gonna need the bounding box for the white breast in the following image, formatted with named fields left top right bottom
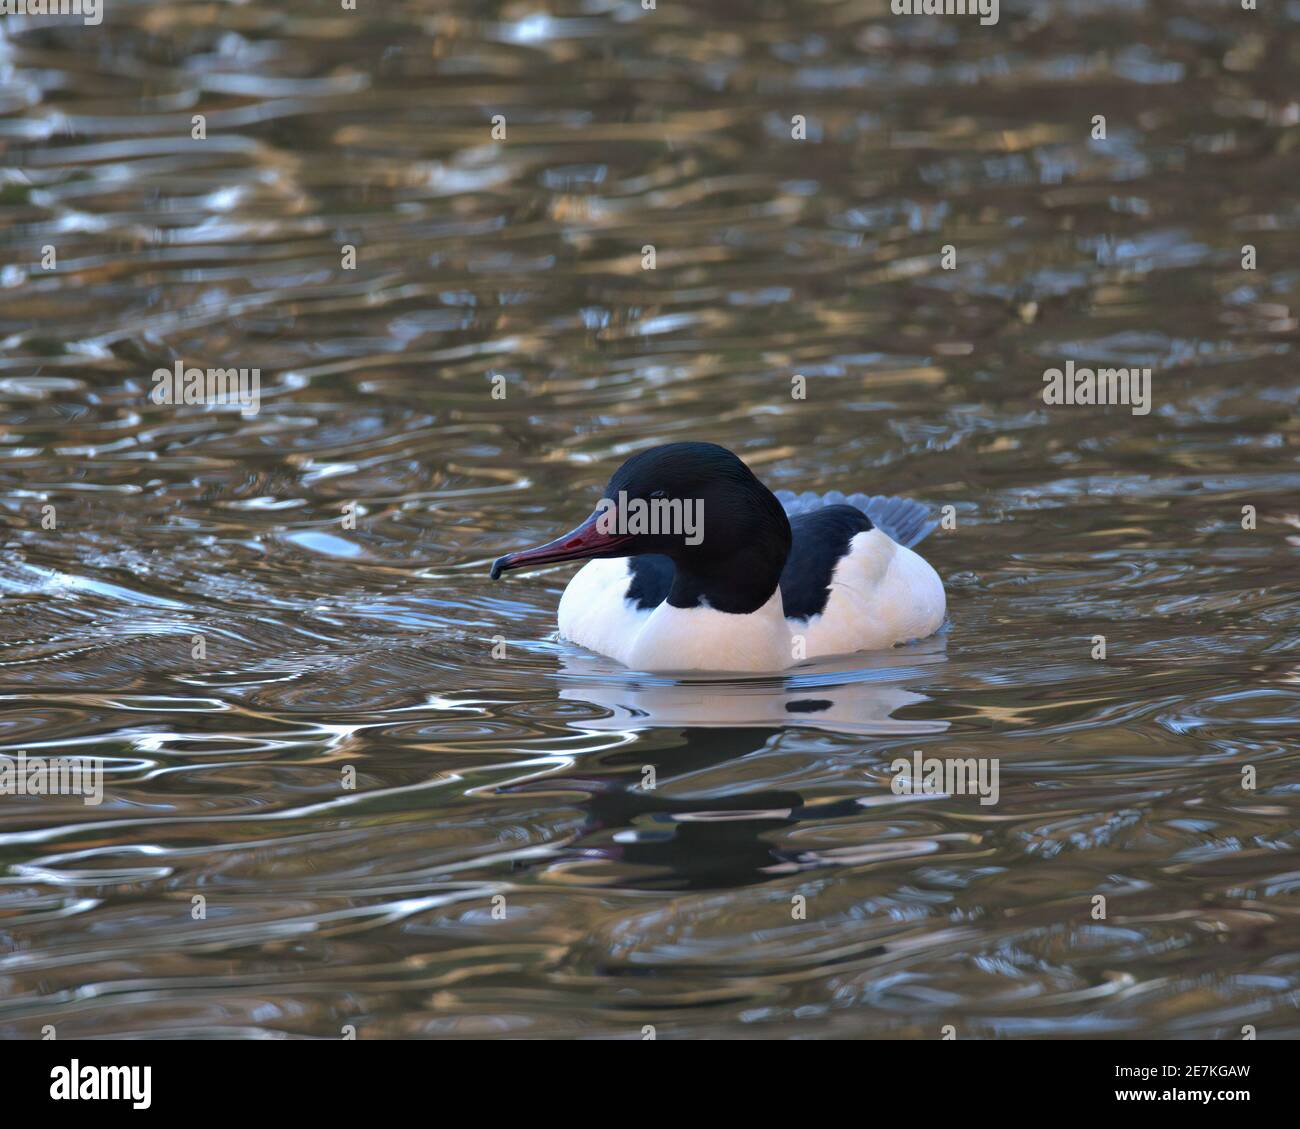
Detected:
left=624, top=590, right=792, bottom=672
left=557, top=559, right=792, bottom=672
left=556, top=557, right=649, bottom=666
left=555, top=529, right=945, bottom=672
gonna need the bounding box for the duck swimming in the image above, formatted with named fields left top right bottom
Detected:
left=489, top=442, right=945, bottom=673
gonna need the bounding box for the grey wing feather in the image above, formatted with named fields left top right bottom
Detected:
left=774, top=489, right=937, bottom=549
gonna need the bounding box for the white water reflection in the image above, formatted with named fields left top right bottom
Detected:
left=555, top=643, right=951, bottom=736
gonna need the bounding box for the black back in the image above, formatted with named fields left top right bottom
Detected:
left=779, top=505, right=873, bottom=619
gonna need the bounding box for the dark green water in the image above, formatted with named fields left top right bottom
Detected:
left=0, top=1, right=1297, bottom=1038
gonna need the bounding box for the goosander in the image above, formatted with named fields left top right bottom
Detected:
left=490, top=442, right=945, bottom=673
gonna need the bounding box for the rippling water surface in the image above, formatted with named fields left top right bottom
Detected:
left=1, top=1, right=1298, bottom=1039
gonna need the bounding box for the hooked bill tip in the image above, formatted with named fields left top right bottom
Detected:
left=489, top=555, right=510, bottom=580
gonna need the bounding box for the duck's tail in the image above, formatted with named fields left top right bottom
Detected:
left=774, top=490, right=938, bottom=549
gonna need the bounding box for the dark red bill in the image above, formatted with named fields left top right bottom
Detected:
left=490, top=509, right=632, bottom=579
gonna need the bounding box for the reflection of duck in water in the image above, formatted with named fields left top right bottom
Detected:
left=498, top=653, right=950, bottom=889
left=491, top=442, right=945, bottom=672
left=553, top=645, right=950, bottom=737
left=503, top=726, right=943, bottom=891
left=505, top=755, right=818, bottom=890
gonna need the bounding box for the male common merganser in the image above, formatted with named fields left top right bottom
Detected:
left=490, top=442, right=945, bottom=672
